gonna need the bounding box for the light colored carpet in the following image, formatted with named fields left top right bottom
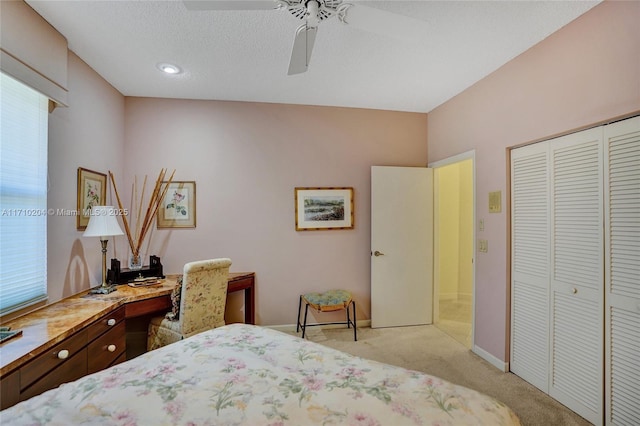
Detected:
left=292, top=325, right=592, bottom=426
left=437, top=298, right=472, bottom=348
left=436, top=318, right=472, bottom=348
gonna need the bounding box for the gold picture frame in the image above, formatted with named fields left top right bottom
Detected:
left=295, top=187, right=354, bottom=231
left=157, top=181, right=196, bottom=228
left=77, top=167, right=107, bottom=230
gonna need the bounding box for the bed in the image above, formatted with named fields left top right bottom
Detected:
left=1, top=323, right=520, bottom=425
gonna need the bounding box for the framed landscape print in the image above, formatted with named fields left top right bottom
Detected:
left=295, top=187, right=354, bottom=231
left=157, top=181, right=196, bottom=228
left=77, top=167, right=107, bottom=230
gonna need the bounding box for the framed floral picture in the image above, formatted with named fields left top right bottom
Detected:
left=77, top=167, right=107, bottom=230
left=157, top=181, right=196, bottom=228
left=295, top=187, right=354, bottom=231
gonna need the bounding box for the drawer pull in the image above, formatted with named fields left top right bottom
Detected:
left=107, top=344, right=116, bottom=353
left=57, top=349, right=69, bottom=360
left=571, top=288, right=578, bottom=294
left=107, top=319, right=116, bottom=326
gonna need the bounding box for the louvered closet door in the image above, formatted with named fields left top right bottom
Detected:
left=510, top=142, right=550, bottom=392
left=549, top=128, right=604, bottom=425
left=604, top=117, right=640, bottom=426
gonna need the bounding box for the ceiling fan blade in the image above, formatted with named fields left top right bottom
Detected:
left=183, top=0, right=282, bottom=11
left=337, top=4, right=429, bottom=45
left=288, top=24, right=317, bottom=75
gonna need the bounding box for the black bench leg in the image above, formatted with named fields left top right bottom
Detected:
left=296, top=295, right=303, bottom=333
left=352, top=301, right=357, bottom=341
left=302, top=303, right=309, bottom=339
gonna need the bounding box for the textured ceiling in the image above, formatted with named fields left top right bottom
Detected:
left=26, top=0, right=600, bottom=113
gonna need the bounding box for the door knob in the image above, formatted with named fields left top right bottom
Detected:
left=373, top=250, right=385, bottom=257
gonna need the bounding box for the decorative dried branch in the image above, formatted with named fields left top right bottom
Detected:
left=148, top=169, right=176, bottom=232
left=136, top=169, right=166, bottom=254
left=109, top=171, right=135, bottom=254
left=135, top=175, right=147, bottom=244
left=109, top=169, right=175, bottom=262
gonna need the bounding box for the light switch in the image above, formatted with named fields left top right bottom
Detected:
left=479, top=219, right=485, bottom=231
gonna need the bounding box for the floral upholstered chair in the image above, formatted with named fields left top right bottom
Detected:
left=147, top=258, right=232, bottom=351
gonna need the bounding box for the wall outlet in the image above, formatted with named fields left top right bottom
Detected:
left=478, top=239, right=488, bottom=253
left=479, top=219, right=485, bottom=231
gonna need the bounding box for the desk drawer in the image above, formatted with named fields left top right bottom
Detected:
left=20, top=348, right=87, bottom=401
left=0, top=370, right=20, bottom=409
left=88, top=320, right=126, bottom=374
left=125, top=295, right=171, bottom=318
left=20, top=329, right=88, bottom=390
left=87, top=306, right=125, bottom=342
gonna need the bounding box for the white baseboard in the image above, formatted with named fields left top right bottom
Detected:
left=439, top=293, right=473, bottom=303
left=268, top=319, right=371, bottom=334
left=473, top=345, right=509, bottom=372
left=458, top=292, right=472, bottom=303
left=439, top=292, right=457, bottom=301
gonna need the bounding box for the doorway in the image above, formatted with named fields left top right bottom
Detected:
left=430, top=154, right=475, bottom=348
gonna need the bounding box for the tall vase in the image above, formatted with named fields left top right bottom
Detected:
left=129, top=252, right=143, bottom=270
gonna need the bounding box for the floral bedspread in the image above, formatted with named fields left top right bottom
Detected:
left=1, top=324, right=520, bottom=425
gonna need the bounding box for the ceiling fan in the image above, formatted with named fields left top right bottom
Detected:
left=183, top=0, right=429, bottom=75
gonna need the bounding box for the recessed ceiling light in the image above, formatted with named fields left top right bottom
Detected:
left=157, top=63, right=182, bottom=75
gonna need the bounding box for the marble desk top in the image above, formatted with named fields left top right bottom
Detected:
left=0, top=276, right=179, bottom=377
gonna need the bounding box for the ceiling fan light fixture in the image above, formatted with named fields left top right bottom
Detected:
left=305, top=0, right=320, bottom=28
left=157, top=63, right=182, bottom=75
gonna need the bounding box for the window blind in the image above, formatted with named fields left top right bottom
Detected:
left=0, top=71, right=48, bottom=315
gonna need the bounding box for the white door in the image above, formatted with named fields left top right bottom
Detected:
left=511, top=129, right=604, bottom=424
left=548, top=128, right=603, bottom=425
left=371, top=166, right=433, bottom=328
left=604, top=116, right=640, bottom=426
left=511, top=142, right=551, bottom=392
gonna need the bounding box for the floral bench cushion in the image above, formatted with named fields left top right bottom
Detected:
left=302, top=289, right=352, bottom=312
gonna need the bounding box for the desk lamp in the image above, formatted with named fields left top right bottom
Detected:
left=83, top=206, right=124, bottom=294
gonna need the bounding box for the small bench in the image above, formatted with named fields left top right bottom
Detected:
left=296, top=289, right=357, bottom=341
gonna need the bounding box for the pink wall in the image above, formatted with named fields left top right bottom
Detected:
left=122, top=98, right=428, bottom=325
left=47, top=52, right=125, bottom=301
left=428, top=1, right=640, bottom=362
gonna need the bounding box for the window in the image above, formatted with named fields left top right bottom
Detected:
left=0, top=71, right=48, bottom=315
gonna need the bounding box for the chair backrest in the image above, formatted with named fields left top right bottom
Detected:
left=178, top=258, right=232, bottom=337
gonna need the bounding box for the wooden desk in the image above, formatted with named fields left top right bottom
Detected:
left=0, top=272, right=255, bottom=409
left=0, top=272, right=255, bottom=377
left=121, top=272, right=255, bottom=324
left=228, top=272, right=256, bottom=325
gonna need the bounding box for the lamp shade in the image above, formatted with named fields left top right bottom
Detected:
left=83, top=206, right=124, bottom=238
